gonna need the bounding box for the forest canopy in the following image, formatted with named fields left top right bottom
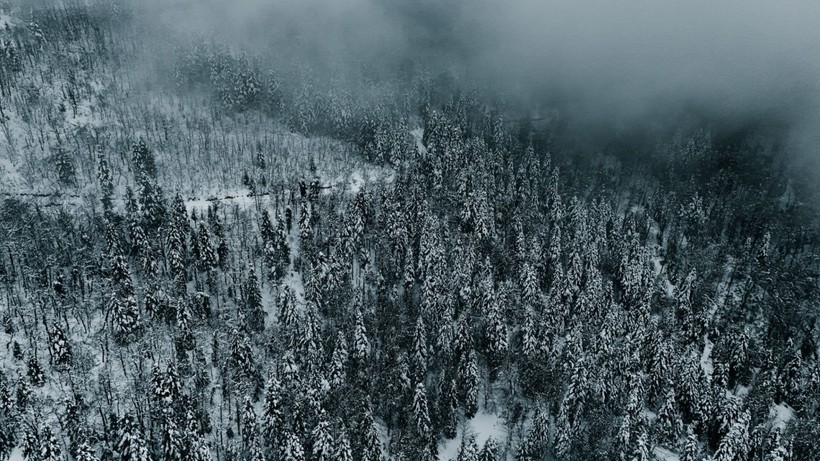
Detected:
left=0, top=1, right=818, bottom=461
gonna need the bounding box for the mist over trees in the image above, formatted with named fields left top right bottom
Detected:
left=0, top=1, right=819, bottom=461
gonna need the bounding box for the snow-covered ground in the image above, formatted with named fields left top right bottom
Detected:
left=0, top=13, right=14, bottom=29
left=0, top=157, right=27, bottom=191
left=768, top=403, right=795, bottom=431
left=700, top=336, right=714, bottom=378
left=654, top=446, right=681, bottom=461
left=439, top=411, right=506, bottom=460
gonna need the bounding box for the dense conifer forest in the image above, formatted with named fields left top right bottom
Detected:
left=0, top=2, right=818, bottom=461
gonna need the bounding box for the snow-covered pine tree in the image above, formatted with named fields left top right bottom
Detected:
left=109, top=249, right=141, bottom=343
left=39, top=427, right=63, bottom=461
left=27, top=356, right=45, bottom=387
left=229, top=328, right=259, bottom=387
left=458, top=436, right=479, bottom=461
left=161, top=419, right=185, bottom=461
left=244, top=267, right=265, bottom=332
left=436, top=375, right=458, bottom=439
left=411, top=315, right=429, bottom=379
left=241, top=395, right=259, bottom=447
left=74, top=440, right=100, bottom=461
left=681, top=424, right=700, bottom=461
left=520, top=308, right=540, bottom=360
left=459, top=350, right=479, bottom=418
left=712, top=410, right=750, bottom=461
left=0, top=412, right=14, bottom=461
left=260, top=209, right=275, bottom=244
left=328, top=331, right=349, bottom=388
left=116, top=415, right=151, bottom=461
left=132, top=138, right=157, bottom=179
left=262, top=375, right=284, bottom=451
left=197, top=223, right=217, bottom=271
left=311, top=412, right=334, bottom=461
left=97, top=149, right=115, bottom=214
left=765, top=429, right=791, bottom=461
left=137, top=173, right=167, bottom=232
left=630, top=427, right=651, bottom=461
left=358, top=406, right=383, bottom=461
left=479, top=438, right=499, bottom=461
left=281, top=431, right=305, bottom=461
left=412, top=382, right=432, bottom=439
left=657, top=387, right=683, bottom=444
left=49, top=324, right=72, bottom=369
left=334, top=424, right=354, bottom=461
left=352, top=308, right=370, bottom=363
left=517, top=407, right=549, bottom=461
left=484, top=291, right=508, bottom=373
left=22, top=425, right=39, bottom=460
left=54, top=145, right=76, bottom=187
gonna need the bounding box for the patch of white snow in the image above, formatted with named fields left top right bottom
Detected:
left=700, top=337, right=714, bottom=378
left=768, top=403, right=795, bottom=431
left=439, top=411, right=506, bottom=460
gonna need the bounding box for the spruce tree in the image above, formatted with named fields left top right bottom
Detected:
left=479, top=439, right=499, bottom=461
left=311, top=412, right=333, bottom=461
left=359, top=408, right=383, bottom=461
left=412, top=382, right=432, bottom=439
left=244, top=267, right=265, bottom=332
left=334, top=425, right=354, bottom=461
left=49, top=325, right=72, bottom=369
left=39, top=427, right=63, bottom=461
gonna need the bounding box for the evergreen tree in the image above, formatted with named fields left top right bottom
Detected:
left=352, top=308, right=370, bottom=362
left=75, top=441, right=100, bottom=461
left=98, top=149, right=115, bottom=213
left=55, top=146, right=76, bottom=187
left=230, top=328, right=260, bottom=388
left=116, top=415, right=151, bottom=461
left=713, top=410, right=750, bottom=461
left=520, top=308, right=539, bottom=360
left=21, top=425, right=39, bottom=460
left=0, top=416, right=14, bottom=461
left=517, top=408, right=549, bottom=461
left=109, top=250, right=141, bottom=343
left=161, top=419, right=185, bottom=461
left=198, top=224, right=218, bottom=271
left=682, top=425, right=700, bottom=461
left=49, top=325, right=72, bottom=369
left=484, top=292, right=508, bottom=372
left=458, top=436, right=479, bottom=461
left=459, top=350, right=479, bottom=418
left=334, top=425, right=354, bottom=461
left=657, top=388, right=684, bottom=444
left=630, top=428, right=651, bottom=461
left=39, top=427, right=63, bottom=461
left=311, top=413, right=334, bottom=461
left=132, top=138, right=157, bottom=179
left=412, top=382, right=432, bottom=439
left=479, top=439, right=499, bottom=461
left=260, top=210, right=275, bottom=244
left=359, top=408, right=383, bottom=461
left=766, top=430, right=791, bottom=461
left=281, top=431, right=305, bottom=461
left=244, top=267, right=265, bottom=332
left=27, top=357, right=45, bottom=387
left=411, top=315, right=429, bottom=379
left=328, top=331, right=349, bottom=388
left=262, top=376, right=284, bottom=449
left=436, top=376, right=458, bottom=439
left=241, top=395, right=259, bottom=447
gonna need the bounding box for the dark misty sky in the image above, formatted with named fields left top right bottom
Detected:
left=146, top=0, right=820, bottom=177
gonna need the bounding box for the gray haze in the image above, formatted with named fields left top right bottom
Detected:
left=143, top=0, right=820, bottom=181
